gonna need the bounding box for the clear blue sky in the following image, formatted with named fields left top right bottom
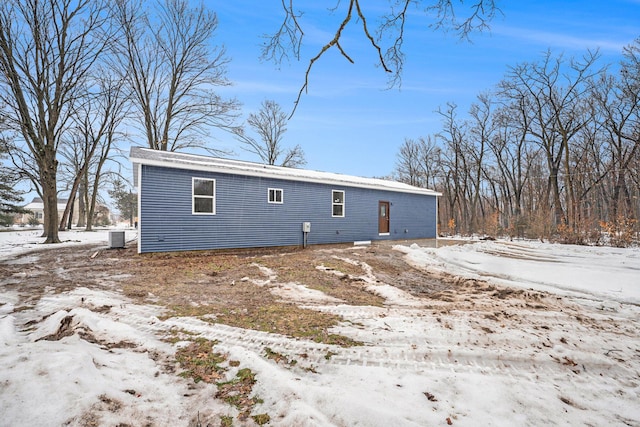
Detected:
left=209, top=0, right=639, bottom=178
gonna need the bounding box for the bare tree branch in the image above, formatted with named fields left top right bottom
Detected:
left=261, top=0, right=304, bottom=65
left=235, top=99, right=306, bottom=167
left=112, top=0, right=240, bottom=153
left=265, top=1, right=501, bottom=115
left=0, top=0, right=111, bottom=243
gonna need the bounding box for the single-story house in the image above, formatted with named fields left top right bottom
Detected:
left=130, top=146, right=440, bottom=253
left=17, top=197, right=69, bottom=225
left=17, top=197, right=111, bottom=226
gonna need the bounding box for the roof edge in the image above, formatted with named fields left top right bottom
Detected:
left=129, top=146, right=442, bottom=197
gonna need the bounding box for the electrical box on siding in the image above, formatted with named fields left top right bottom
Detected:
left=302, top=222, right=311, bottom=232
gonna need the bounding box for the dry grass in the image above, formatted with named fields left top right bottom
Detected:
left=117, top=247, right=376, bottom=345
left=255, top=252, right=385, bottom=306
left=2, top=241, right=555, bottom=347
left=175, top=338, right=227, bottom=383
left=175, top=337, right=269, bottom=422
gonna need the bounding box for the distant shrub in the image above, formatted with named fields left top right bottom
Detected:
left=447, top=218, right=456, bottom=234
left=0, top=213, right=14, bottom=227
left=600, top=217, right=638, bottom=248
left=27, top=215, right=40, bottom=226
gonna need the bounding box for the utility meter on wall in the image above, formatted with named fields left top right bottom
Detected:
left=302, top=222, right=311, bottom=232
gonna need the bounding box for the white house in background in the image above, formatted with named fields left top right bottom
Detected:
left=18, top=197, right=69, bottom=225
left=17, top=197, right=112, bottom=226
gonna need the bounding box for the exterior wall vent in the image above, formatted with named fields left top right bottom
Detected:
left=108, top=231, right=125, bottom=249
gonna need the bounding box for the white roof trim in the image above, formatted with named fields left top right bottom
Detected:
left=130, top=146, right=441, bottom=197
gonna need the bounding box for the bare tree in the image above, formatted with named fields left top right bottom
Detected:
left=0, top=0, right=110, bottom=243
left=488, top=97, right=538, bottom=236
left=416, top=136, right=442, bottom=190
left=467, top=93, right=494, bottom=232
left=500, top=50, right=602, bottom=232
left=392, top=43, right=639, bottom=244
left=58, top=70, right=128, bottom=230
left=394, top=136, right=441, bottom=188
left=112, top=0, right=240, bottom=153
left=437, top=102, right=471, bottom=233
left=395, top=138, right=425, bottom=187
left=620, top=40, right=640, bottom=215
left=234, top=100, right=306, bottom=167
left=264, top=1, right=501, bottom=114
left=84, top=76, right=129, bottom=231
left=591, top=39, right=640, bottom=222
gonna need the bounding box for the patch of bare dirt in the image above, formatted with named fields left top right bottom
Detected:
left=0, top=242, right=559, bottom=345
left=1, top=244, right=378, bottom=345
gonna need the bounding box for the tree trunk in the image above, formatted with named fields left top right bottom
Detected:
left=67, top=192, right=75, bottom=230
left=87, top=190, right=97, bottom=231
left=77, top=179, right=87, bottom=228
left=129, top=191, right=135, bottom=227
left=59, top=170, right=85, bottom=231
left=41, top=166, right=60, bottom=243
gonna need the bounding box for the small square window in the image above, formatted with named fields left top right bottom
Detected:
left=268, top=188, right=283, bottom=204
left=332, top=190, right=345, bottom=217
left=193, top=178, right=215, bottom=214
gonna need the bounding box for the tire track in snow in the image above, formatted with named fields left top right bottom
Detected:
left=147, top=315, right=627, bottom=382
left=7, top=248, right=634, bottom=389
left=14, top=283, right=631, bottom=385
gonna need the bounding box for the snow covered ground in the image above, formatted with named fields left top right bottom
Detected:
left=398, top=239, right=640, bottom=305
left=0, top=227, right=138, bottom=259
left=0, top=231, right=638, bottom=426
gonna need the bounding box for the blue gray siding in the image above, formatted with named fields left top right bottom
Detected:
left=139, top=164, right=437, bottom=253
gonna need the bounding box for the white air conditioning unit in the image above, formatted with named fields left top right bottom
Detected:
left=108, top=231, right=125, bottom=249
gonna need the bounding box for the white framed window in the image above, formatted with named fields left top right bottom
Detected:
left=268, top=188, right=283, bottom=204
left=192, top=177, right=215, bottom=214
left=332, top=190, right=345, bottom=217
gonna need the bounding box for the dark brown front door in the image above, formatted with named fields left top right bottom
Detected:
left=378, top=201, right=390, bottom=234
